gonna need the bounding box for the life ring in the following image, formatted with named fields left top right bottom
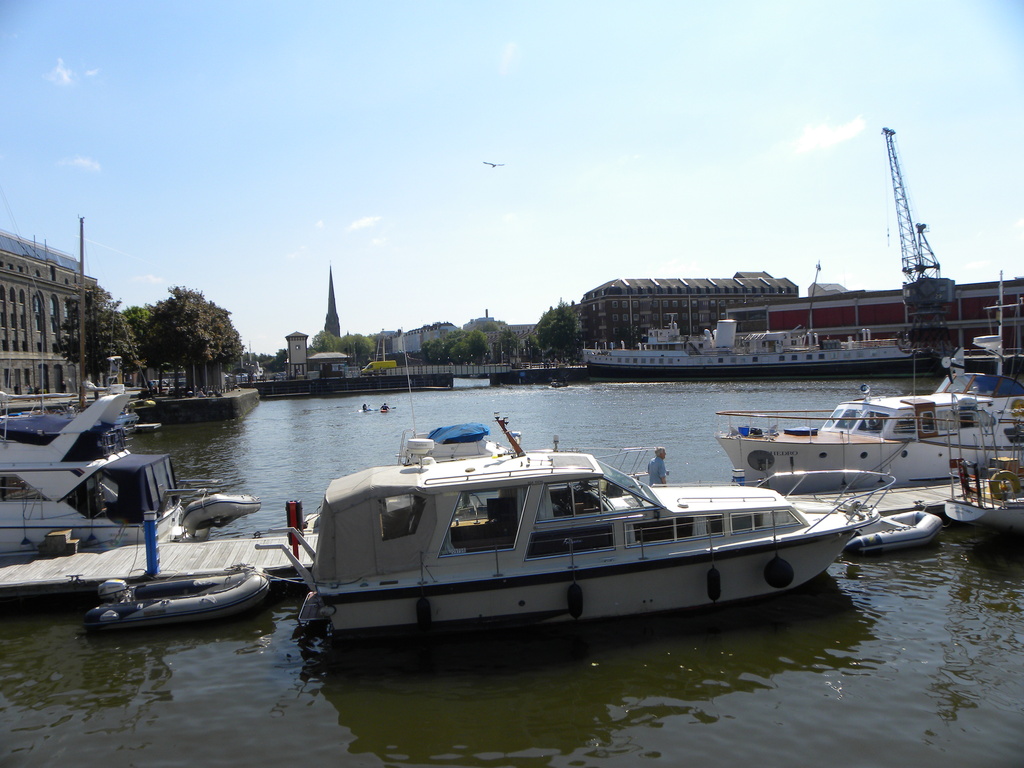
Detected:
left=989, top=470, right=1021, bottom=500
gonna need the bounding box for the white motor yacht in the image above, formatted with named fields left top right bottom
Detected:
left=280, top=417, right=880, bottom=639
left=1, top=392, right=181, bottom=553
left=717, top=372, right=1024, bottom=493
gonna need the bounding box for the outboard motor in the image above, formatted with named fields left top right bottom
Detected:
left=97, top=579, right=130, bottom=603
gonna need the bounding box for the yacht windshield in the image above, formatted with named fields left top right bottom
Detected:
left=596, top=459, right=659, bottom=504
left=938, top=374, right=1024, bottom=397
left=822, top=408, right=862, bottom=431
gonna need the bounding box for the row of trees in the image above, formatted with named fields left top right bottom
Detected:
left=60, top=286, right=243, bottom=391
left=305, top=301, right=583, bottom=366
left=56, top=284, right=583, bottom=390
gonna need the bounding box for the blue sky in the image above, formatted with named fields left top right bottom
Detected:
left=1, top=1, right=1022, bottom=354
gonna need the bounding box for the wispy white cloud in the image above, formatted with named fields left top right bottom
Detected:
left=58, top=156, right=101, bottom=172
left=347, top=216, right=381, bottom=231
left=794, top=117, right=866, bottom=153
left=45, top=58, right=75, bottom=85
left=286, top=245, right=308, bottom=260
left=132, top=274, right=164, bottom=284
left=371, top=237, right=387, bottom=247
left=1015, top=218, right=1024, bottom=238
left=315, top=220, right=325, bottom=229
left=85, top=68, right=100, bottom=77
left=500, top=42, right=520, bottom=76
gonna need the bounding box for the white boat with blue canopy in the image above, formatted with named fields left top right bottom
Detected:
left=278, top=416, right=882, bottom=639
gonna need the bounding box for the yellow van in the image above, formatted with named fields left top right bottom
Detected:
left=361, top=360, right=398, bottom=374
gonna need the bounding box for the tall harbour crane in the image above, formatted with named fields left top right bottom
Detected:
left=882, top=127, right=955, bottom=355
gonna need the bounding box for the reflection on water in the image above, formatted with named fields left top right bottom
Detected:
left=3, top=380, right=1023, bottom=767
left=297, top=577, right=873, bottom=765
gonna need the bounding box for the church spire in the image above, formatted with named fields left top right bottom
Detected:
left=325, top=266, right=341, bottom=337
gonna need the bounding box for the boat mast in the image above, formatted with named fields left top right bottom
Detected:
left=807, top=261, right=821, bottom=340
left=78, top=217, right=86, bottom=409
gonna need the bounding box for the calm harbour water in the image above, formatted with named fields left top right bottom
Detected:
left=2, top=379, right=1022, bottom=768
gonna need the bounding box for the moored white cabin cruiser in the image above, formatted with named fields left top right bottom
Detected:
left=717, top=372, right=1024, bottom=493
left=0, top=391, right=259, bottom=554
left=0, top=391, right=188, bottom=553
left=290, top=417, right=879, bottom=639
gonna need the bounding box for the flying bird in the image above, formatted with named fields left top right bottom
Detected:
left=483, top=161, right=504, bottom=168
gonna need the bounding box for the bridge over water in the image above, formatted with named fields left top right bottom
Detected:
left=251, top=364, right=587, bottom=397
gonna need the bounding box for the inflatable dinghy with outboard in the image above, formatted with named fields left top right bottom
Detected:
left=84, top=566, right=270, bottom=631
left=844, top=509, right=943, bottom=555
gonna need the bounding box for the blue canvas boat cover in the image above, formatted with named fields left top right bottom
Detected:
left=427, top=423, right=490, bottom=444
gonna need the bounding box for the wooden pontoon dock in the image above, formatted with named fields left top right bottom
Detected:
left=0, top=534, right=314, bottom=601
left=0, top=484, right=959, bottom=603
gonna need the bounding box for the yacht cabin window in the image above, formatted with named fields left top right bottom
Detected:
left=0, top=474, right=44, bottom=501
left=540, top=477, right=648, bottom=520
left=857, top=411, right=889, bottom=433
left=631, top=513, right=724, bottom=545
left=440, top=487, right=524, bottom=554
left=379, top=494, right=426, bottom=541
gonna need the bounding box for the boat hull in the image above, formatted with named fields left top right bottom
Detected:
left=717, top=435, right=957, bottom=491
left=585, top=350, right=936, bottom=381
left=0, top=503, right=182, bottom=555
left=314, top=529, right=855, bottom=638
left=945, top=499, right=1024, bottom=535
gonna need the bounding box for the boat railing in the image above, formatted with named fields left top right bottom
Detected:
left=716, top=408, right=832, bottom=440
left=755, top=470, right=896, bottom=528
left=585, top=446, right=652, bottom=476
left=716, top=408, right=944, bottom=443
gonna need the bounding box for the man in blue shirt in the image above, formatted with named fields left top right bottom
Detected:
left=647, top=447, right=668, bottom=486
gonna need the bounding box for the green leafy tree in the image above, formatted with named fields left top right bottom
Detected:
left=448, top=329, right=489, bottom=363
left=140, top=287, right=243, bottom=388
left=536, top=301, right=582, bottom=361
left=263, top=350, right=287, bottom=373
left=310, top=331, right=346, bottom=353
left=339, top=334, right=374, bottom=366
left=58, top=286, right=140, bottom=385
left=496, top=327, right=521, bottom=363
left=421, top=337, right=447, bottom=364
left=523, top=334, right=541, bottom=363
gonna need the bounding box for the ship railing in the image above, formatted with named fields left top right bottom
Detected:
left=716, top=408, right=832, bottom=441
left=756, top=470, right=896, bottom=528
